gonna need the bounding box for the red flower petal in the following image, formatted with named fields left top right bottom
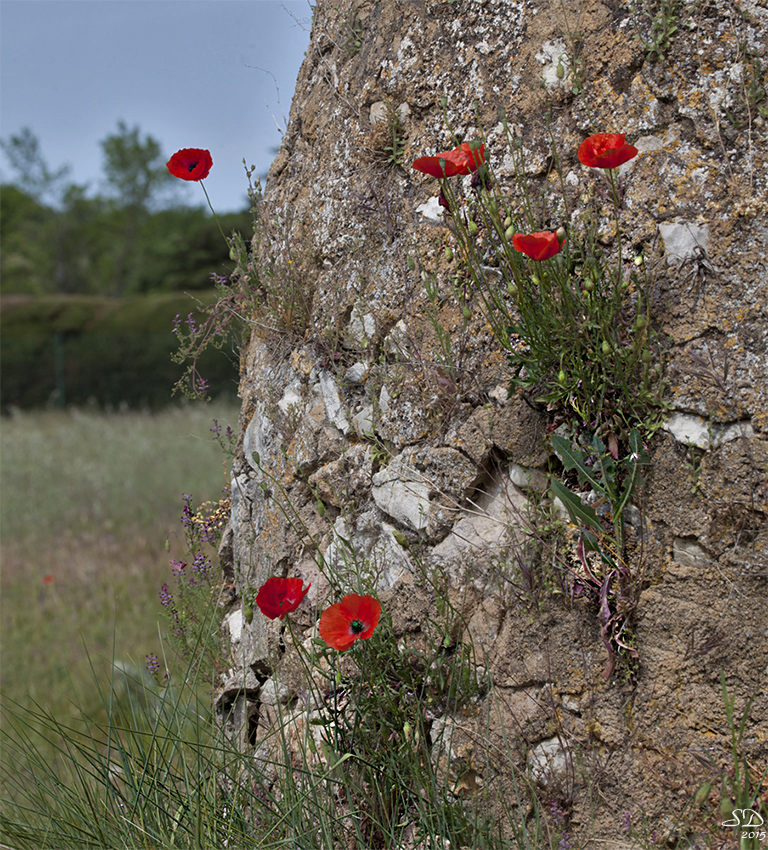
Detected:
left=412, top=141, right=485, bottom=178
left=166, top=148, right=213, bottom=181
left=255, top=576, right=310, bottom=620
left=511, top=230, right=565, bottom=261
left=577, top=134, right=638, bottom=169
left=318, top=593, right=381, bottom=651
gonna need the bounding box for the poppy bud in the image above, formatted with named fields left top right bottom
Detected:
left=558, top=370, right=567, bottom=384
left=507, top=284, right=518, bottom=298
left=531, top=275, right=541, bottom=287
left=462, top=305, right=471, bottom=319
left=635, top=315, right=647, bottom=331
left=504, top=216, right=512, bottom=229
left=584, top=280, right=595, bottom=294
left=556, top=226, right=567, bottom=243
left=488, top=198, right=498, bottom=215
left=244, top=602, right=253, bottom=624
left=407, top=255, right=416, bottom=271
left=601, top=340, right=611, bottom=356
left=468, top=220, right=479, bottom=236
left=634, top=254, right=644, bottom=266
left=445, top=246, right=453, bottom=262
left=694, top=784, right=711, bottom=806
left=505, top=225, right=515, bottom=240
left=642, top=349, right=653, bottom=363
left=720, top=798, right=733, bottom=819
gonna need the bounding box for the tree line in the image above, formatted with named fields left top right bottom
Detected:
left=1, top=124, right=253, bottom=298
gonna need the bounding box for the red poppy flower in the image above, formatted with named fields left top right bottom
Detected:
left=577, top=134, right=638, bottom=169
left=166, top=148, right=213, bottom=181
left=318, top=593, right=381, bottom=651
left=42, top=574, right=55, bottom=585
left=412, top=141, right=485, bottom=178
left=256, top=576, right=310, bottom=620
left=512, top=230, right=565, bottom=261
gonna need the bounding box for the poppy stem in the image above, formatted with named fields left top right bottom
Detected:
left=199, top=180, right=229, bottom=247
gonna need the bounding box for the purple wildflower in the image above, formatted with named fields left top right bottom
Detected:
left=159, top=583, right=173, bottom=607
left=192, top=550, right=212, bottom=580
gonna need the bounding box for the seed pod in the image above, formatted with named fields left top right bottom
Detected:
left=468, top=220, right=479, bottom=237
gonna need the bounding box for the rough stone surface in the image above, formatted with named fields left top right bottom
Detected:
left=217, top=0, right=768, bottom=843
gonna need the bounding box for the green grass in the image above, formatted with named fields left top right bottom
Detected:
left=0, top=402, right=237, bottom=737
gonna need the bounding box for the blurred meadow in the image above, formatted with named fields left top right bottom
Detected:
left=0, top=402, right=237, bottom=732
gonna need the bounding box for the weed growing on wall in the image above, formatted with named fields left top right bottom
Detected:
left=152, top=491, right=231, bottom=683
left=409, top=113, right=668, bottom=674
left=169, top=158, right=319, bottom=400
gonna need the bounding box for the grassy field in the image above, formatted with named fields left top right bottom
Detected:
left=0, top=402, right=238, bottom=727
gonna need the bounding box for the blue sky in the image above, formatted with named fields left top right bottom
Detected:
left=0, top=0, right=312, bottom=212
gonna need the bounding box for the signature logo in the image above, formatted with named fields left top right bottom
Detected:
left=722, top=808, right=765, bottom=828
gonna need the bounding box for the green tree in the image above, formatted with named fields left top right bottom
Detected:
left=0, top=127, right=71, bottom=205
left=99, top=121, right=175, bottom=295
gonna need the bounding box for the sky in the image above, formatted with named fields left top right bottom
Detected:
left=0, top=0, right=313, bottom=212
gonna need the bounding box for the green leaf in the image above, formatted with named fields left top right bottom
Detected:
left=551, top=434, right=604, bottom=495
left=549, top=480, right=603, bottom=534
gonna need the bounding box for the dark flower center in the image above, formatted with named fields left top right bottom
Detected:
left=350, top=618, right=365, bottom=633
left=187, top=162, right=197, bottom=172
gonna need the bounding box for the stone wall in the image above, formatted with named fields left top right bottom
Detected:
left=216, top=0, right=767, bottom=842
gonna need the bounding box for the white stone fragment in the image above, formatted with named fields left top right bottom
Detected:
left=379, top=384, right=391, bottom=414
left=277, top=381, right=303, bottom=415
left=658, top=222, right=710, bottom=266
left=508, top=463, right=549, bottom=492
left=344, top=362, right=369, bottom=385
left=663, top=412, right=754, bottom=450
left=416, top=196, right=445, bottom=222
left=634, top=134, right=664, bottom=152
left=347, top=306, right=376, bottom=347
left=227, top=608, right=244, bottom=642
left=535, top=39, right=569, bottom=90
left=384, top=320, right=409, bottom=358
left=528, top=736, right=570, bottom=786
left=352, top=405, right=375, bottom=438
left=318, top=370, right=349, bottom=434
left=673, top=537, right=710, bottom=569
left=371, top=468, right=430, bottom=532
left=242, top=402, right=271, bottom=473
